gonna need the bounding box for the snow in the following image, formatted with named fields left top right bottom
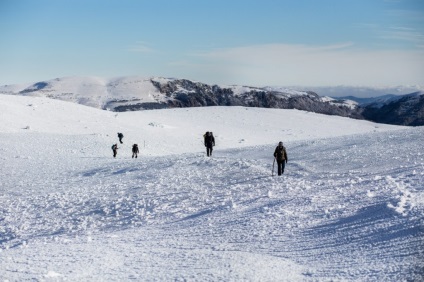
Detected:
left=106, top=76, right=169, bottom=105
left=0, top=76, right=359, bottom=110
left=262, top=86, right=310, bottom=97
left=226, top=85, right=311, bottom=98
left=0, top=76, right=167, bottom=110
left=1, top=94, right=423, bottom=281
left=321, top=96, right=358, bottom=109
left=225, top=85, right=261, bottom=96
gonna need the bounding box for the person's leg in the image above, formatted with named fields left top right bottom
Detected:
left=277, top=161, right=282, bottom=176
left=281, top=161, right=286, bottom=174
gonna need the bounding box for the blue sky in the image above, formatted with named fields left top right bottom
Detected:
left=1, top=0, right=423, bottom=87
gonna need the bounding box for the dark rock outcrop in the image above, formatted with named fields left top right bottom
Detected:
left=141, top=79, right=363, bottom=119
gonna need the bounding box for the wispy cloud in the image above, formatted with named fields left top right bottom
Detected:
left=380, top=26, right=424, bottom=45
left=179, top=43, right=424, bottom=87
left=355, top=20, right=424, bottom=48
left=128, top=41, right=156, bottom=53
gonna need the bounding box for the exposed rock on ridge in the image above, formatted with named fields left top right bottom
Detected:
left=1, top=76, right=423, bottom=126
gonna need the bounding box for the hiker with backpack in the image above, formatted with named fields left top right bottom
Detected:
left=112, top=143, right=118, bottom=158
left=273, top=141, right=288, bottom=176
left=117, top=132, right=124, bottom=144
left=132, top=144, right=139, bottom=158
left=204, top=131, right=215, bottom=157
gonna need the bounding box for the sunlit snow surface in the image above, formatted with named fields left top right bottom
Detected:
left=0, top=95, right=423, bottom=281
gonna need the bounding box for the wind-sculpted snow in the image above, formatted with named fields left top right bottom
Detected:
left=1, top=127, right=423, bottom=280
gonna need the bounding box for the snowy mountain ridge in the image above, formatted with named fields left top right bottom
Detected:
left=0, top=75, right=354, bottom=110
left=1, top=76, right=424, bottom=125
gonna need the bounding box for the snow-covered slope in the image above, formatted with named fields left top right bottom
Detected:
left=0, top=94, right=399, bottom=154
left=0, top=76, right=169, bottom=110
left=0, top=95, right=422, bottom=281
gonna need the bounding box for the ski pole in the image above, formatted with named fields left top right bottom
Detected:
left=272, top=157, right=276, bottom=176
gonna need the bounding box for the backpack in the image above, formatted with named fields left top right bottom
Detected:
left=274, top=146, right=286, bottom=160
left=111, top=144, right=116, bottom=150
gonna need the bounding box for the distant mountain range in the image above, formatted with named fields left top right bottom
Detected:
left=1, top=76, right=423, bottom=126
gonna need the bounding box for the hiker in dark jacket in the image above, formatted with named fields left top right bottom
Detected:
left=112, top=144, right=118, bottom=158
left=132, top=144, right=139, bottom=158
left=273, top=141, right=288, bottom=176
left=117, top=132, right=124, bottom=144
left=204, top=131, right=215, bottom=157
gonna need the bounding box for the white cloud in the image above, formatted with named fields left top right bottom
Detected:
left=182, top=43, right=424, bottom=87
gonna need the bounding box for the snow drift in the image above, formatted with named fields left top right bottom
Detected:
left=0, top=95, right=423, bottom=281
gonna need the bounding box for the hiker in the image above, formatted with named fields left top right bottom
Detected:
left=112, top=143, right=118, bottom=158
left=204, top=131, right=215, bottom=157
left=132, top=144, right=139, bottom=158
left=117, top=132, right=124, bottom=144
left=273, top=141, right=288, bottom=176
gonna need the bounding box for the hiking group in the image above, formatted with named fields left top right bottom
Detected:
left=111, top=131, right=288, bottom=176
left=111, top=132, right=139, bottom=159
left=202, top=131, right=288, bottom=176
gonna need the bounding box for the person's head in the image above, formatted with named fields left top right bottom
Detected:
left=206, top=131, right=210, bottom=135
left=278, top=141, right=283, bottom=147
